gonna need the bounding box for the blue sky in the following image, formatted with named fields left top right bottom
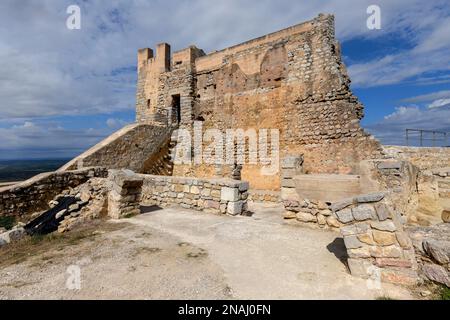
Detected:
left=0, top=0, right=449, bottom=159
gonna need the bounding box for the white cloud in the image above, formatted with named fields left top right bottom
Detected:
left=106, top=118, right=129, bottom=129
left=0, top=121, right=112, bottom=159
left=365, top=105, right=450, bottom=146
left=0, top=0, right=449, bottom=156
left=0, top=0, right=448, bottom=119
left=383, top=106, right=421, bottom=121
left=428, top=98, right=450, bottom=109
left=402, top=90, right=450, bottom=104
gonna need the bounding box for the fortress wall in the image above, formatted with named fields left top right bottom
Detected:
left=188, top=14, right=380, bottom=188
left=136, top=14, right=382, bottom=190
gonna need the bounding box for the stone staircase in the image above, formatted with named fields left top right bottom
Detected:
left=140, top=131, right=178, bottom=176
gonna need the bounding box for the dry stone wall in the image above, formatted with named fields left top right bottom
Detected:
left=383, top=146, right=450, bottom=171
left=334, top=192, right=418, bottom=286
left=0, top=167, right=107, bottom=218
left=139, top=174, right=249, bottom=215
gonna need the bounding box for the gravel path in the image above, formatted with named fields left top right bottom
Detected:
left=0, top=202, right=413, bottom=299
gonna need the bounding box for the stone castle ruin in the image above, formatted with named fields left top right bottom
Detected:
left=1, top=14, right=449, bottom=288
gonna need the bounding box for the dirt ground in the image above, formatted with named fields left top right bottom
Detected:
left=0, top=203, right=416, bottom=300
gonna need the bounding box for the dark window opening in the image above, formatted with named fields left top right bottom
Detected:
left=171, top=94, right=181, bottom=124
left=175, top=61, right=182, bottom=65
left=147, top=99, right=151, bottom=109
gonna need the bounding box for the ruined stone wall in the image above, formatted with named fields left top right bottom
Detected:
left=0, top=167, right=107, bottom=218
left=136, top=14, right=382, bottom=190
left=383, top=146, right=450, bottom=171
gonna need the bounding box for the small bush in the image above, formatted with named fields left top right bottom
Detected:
left=441, top=286, right=450, bottom=300
left=0, top=216, right=16, bottom=230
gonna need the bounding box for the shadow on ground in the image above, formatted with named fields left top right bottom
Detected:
left=326, top=237, right=348, bottom=268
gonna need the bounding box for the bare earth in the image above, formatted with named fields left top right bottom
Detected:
left=0, top=203, right=413, bottom=300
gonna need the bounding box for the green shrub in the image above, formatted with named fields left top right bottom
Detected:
left=441, top=286, right=450, bottom=300
left=0, top=216, right=16, bottom=230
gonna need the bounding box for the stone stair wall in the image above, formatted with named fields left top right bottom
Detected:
left=59, top=123, right=174, bottom=174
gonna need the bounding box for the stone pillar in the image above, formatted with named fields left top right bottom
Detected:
left=280, top=155, right=303, bottom=201
left=108, top=169, right=143, bottom=219
left=221, top=181, right=249, bottom=216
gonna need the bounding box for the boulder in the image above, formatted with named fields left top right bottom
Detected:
left=422, top=263, right=450, bottom=287
left=423, top=239, right=450, bottom=265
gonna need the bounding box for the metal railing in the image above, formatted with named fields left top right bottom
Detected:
left=405, top=129, right=448, bottom=147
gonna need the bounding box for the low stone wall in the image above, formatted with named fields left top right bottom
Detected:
left=383, top=145, right=450, bottom=171
left=0, top=167, right=107, bottom=218
left=333, top=192, right=418, bottom=285
left=248, top=190, right=280, bottom=203
left=139, top=174, right=249, bottom=215
left=281, top=155, right=343, bottom=230
left=281, top=155, right=422, bottom=285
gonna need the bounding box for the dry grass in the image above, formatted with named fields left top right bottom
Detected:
left=0, top=219, right=127, bottom=269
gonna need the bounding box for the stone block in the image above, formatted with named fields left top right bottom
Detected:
left=317, top=214, right=326, bottom=226
left=281, top=156, right=302, bottom=170
left=375, top=258, right=412, bottom=268
left=326, top=216, right=340, bottom=228
left=335, top=208, right=353, bottom=223
left=190, top=186, right=200, bottom=194
left=372, top=230, right=397, bottom=246
left=221, top=187, right=239, bottom=202
left=0, top=227, right=26, bottom=245
left=296, top=211, right=317, bottom=223
left=280, top=187, right=299, bottom=201
left=206, top=200, right=220, bottom=210
left=238, top=181, right=249, bottom=192
left=227, top=201, right=243, bottom=216
left=374, top=203, right=391, bottom=221
left=347, top=258, right=373, bottom=279
left=355, top=192, right=385, bottom=203
left=378, top=161, right=402, bottom=170
left=348, top=247, right=371, bottom=258
left=380, top=268, right=417, bottom=286
left=281, top=179, right=295, bottom=188
left=357, top=233, right=375, bottom=245
left=352, top=204, right=376, bottom=221
left=283, top=211, right=297, bottom=219
left=343, top=235, right=363, bottom=249
left=395, top=232, right=412, bottom=249
left=282, top=169, right=297, bottom=179
left=370, top=220, right=397, bottom=232
left=330, top=198, right=353, bottom=212
left=370, top=245, right=402, bottom=258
